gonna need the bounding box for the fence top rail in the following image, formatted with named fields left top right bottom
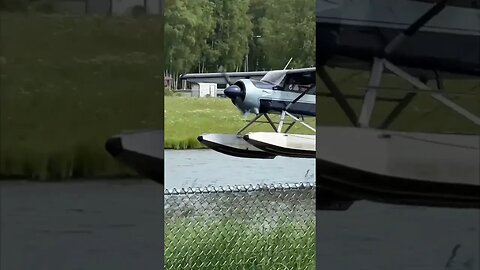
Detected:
left=164, top=182, right=316, bottom=195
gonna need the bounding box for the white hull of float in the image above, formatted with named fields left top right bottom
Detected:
left=105, top=129, right=164, bottom=184
left=315, top=126, right=480, bottom=209
left=244, top=132, right=315, bottom=158
left=197, top=133, right=276, bottom=159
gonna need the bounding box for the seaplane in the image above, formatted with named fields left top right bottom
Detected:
left=315, top=0, right=480, bottom=210
left=182, top=62, right=317, bottom=159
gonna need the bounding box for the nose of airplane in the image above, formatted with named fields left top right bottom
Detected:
left=224, top=85, right=242, bottom=99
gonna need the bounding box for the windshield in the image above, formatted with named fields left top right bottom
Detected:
left=260, top=70, right=286, bottom=86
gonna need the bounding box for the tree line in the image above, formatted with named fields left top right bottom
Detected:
left=165, top=0, right=315, bottom=77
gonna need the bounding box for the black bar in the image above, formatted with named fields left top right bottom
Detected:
left=379, top=92, right=417, bottom=129
left=317, top=67, right=359, bottom=126
left=404, top=0, right=448, bottom=36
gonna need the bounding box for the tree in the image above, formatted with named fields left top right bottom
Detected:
left=201, top=0, right=252, bottom=72
left=259, top=0, right=315, bottom=69
left=164, top=0, right=315, bottom=75
left=247, top=0, right=269, bottom=70
left=164, top=0, right=215, bottom=74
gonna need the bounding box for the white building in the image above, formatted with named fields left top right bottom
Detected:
left=191, top=83, right=218, bottom=98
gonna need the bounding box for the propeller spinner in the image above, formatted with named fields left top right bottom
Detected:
left=223, top=72, right=249, bottom=113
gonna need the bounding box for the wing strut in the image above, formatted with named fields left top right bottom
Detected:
left=277, top=84, right=317, bottom=133
left=383, top=0, right=448, bottom=56
left=317, top=67, right=359, bottom=126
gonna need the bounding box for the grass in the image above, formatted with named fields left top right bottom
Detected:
left=164, top=96, right=316, bottom=149
left=165, top=189, right=316, bottom=269
left=0, top=12, right=163, bottom=180
left=165, top=218, right=315, bottom=270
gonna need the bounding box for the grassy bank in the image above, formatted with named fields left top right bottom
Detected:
left=165, top=218, right=315, bottom=270
left=0, top=13, right=163, bottom=180
left=164, top=96, right=316, bottom=149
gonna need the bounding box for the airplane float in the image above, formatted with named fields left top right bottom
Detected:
left=105, top=129, right=164, bottom=185
left=314, top=0, right=480, bottom=210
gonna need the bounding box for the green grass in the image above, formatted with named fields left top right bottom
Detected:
left=165, top=218, right=315, bottom=270
left=164, top=96, right=316, bottom=149
left=0, top=13, right=163, bottom=180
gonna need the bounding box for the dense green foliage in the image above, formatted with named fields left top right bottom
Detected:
left=164, top=0, right=315, bottom=75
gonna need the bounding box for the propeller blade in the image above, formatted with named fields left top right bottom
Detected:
left=223, top=72, right=233, bottom=85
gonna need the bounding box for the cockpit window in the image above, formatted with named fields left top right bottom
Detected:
left=260, top=70, right=286, bottom=86
left=251, top=80, right=275, bottom=89
left=283, top=70, right=316, bottom=92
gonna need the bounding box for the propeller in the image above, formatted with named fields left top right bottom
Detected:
left=222, top=72, right=233, bottom=86
left=222, top=71, right=247, bottom=112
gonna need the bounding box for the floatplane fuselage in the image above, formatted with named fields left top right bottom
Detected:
left=186, top=67, right=317, bottom=159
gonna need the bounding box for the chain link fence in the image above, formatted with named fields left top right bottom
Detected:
left=164, top=182, right=316, bottom=270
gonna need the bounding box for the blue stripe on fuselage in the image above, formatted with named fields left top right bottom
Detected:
left=259, top=99, right=316, bottom=116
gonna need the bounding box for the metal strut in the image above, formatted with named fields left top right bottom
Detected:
left=358, top=59, right=480, bottom=128
left=236, top=114, right=263, bottom=135
left=236, top=113, right=314, bottom=135
left=384, top=60, right=480, bottom=126
left=357, top=0, right=453, bottom=128
left=278, top=84, right=316, bottom=133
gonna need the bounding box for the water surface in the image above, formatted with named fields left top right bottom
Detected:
left=165, top=149, right=315, bottom=189
left=0, top=180, right=163, bottom=270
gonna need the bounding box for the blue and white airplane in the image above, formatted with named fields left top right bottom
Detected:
left=182, top=67, right=316, bottom=159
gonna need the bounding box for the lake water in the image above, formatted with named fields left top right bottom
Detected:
left=1, top=149, right=478, bottom=269
left=0, top=180, right=164, bottom=270
left=164, top=149, right=315, bottom=189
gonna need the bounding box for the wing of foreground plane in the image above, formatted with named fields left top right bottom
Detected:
left=180, top=71, right=269, bottom=84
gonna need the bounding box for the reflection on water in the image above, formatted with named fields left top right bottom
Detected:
left=164, top=149, right=315, bottom=189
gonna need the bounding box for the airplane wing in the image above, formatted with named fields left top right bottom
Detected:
left=285, top=67, right=316, bottom=81
left=180, top=71, right=269, bottom=84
